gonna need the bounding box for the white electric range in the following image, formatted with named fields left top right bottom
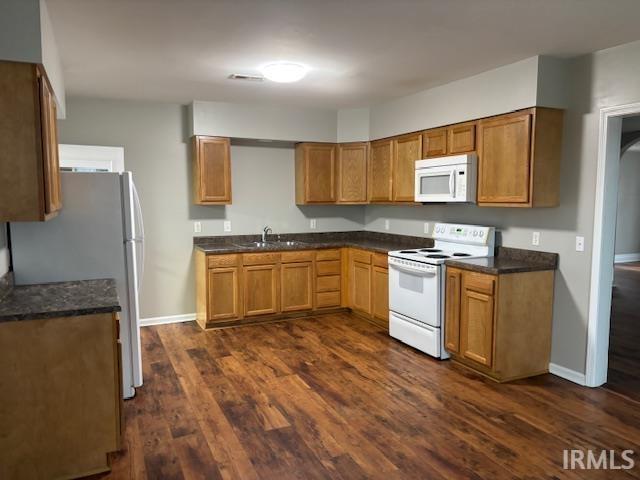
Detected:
left=387, top=223, right=495, bottom=359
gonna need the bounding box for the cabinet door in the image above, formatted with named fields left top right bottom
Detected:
left=300, top=144, right=336, bottom=203
left=194, top=136, right=232, bottom=204
left=393, top=133, right=422, bottom=202
left=350, top=260, right=372, bottom=315
left=281, top=262, right=313, bottom=312
left=208, top=267, right=241, bottom=321
left=460, top=273, right=496, bottom=367
left=477, top=113, right=532, bottom=204
left=39, top=74, right=62, bottom=215
left=337, top=142, right=368, bottom=203
left=243, top=264, right=279, bottom=316
left=448, top=122, right=476, bottom=154
left=422, top=128, right=447, bottom=158
left=444, top=269, right=461, bottom=353
left=368, top=139, right=394, bottom=202
left=371, top=266, right=389, bottom=325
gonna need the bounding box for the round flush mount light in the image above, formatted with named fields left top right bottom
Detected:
left=260, top=62, right=309, bottom=83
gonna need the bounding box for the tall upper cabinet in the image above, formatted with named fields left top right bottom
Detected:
left=295, top=143, right=337, bottom=204
left=337, top=142, right=368, bottom=204
left=0, top=61, right=61, bottom=221
left=192, top=135, right=232, bottom=204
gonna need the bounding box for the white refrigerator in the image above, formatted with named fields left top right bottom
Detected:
left=10, top=172, right=144, bottom=399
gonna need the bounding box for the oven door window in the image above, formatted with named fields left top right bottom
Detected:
left=420, top=173, right=452, bottom=196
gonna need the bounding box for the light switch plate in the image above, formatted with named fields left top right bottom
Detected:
left=223, top=220, right=231, bottom=232
left=423, top=222, right=430, bottom=235
left=532, top=231, right=540, bottom=246
left=194, top=221, right=202, bottom=233
left=576, top=236, right=585, bottom=252
left=310, top=219, right=317, bottom=229
left=384, top=219, right=390, bottom=231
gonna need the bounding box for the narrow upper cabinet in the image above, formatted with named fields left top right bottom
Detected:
left=295, top=143, right=337, bottom=204
left=192, top=136, right=232, bottom=205
left=477, top=108, right=563, bottom=207
left=0, top=61, right=61, bottom=221
left=393, top=133, right=422, bottom=202
left=337, top=142, right=368, bottom=204
left=368, top=139, right=394, bottom=202
left=422, top=121, right=476, bottom=158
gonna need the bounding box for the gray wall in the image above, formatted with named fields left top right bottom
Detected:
left=58, top=98, right=363, bottom=319
left=615, top=148, right=640, bottom=255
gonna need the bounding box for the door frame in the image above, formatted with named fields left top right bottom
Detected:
left=586, top=101, right=640, bottom=387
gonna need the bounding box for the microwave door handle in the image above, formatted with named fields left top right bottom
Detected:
left=449, top=171, right=456, bottom=198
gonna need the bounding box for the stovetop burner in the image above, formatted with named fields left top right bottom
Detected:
left=419, top=248, right=442, bottom=253
left=399, top=250, right=418, bottom=254
left=452, top=253, right=471, bottom=257
left=426, top=254, right=450, bottom=259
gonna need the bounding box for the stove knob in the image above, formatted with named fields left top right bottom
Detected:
left=479, top=231, right=485, bottom=237
left=473, top=230, right=478, bottom=237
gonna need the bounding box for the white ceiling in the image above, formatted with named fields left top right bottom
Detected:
left=47, top=0, right=640, bottom=109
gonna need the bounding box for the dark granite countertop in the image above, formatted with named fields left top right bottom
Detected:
left=445, top=247, right=558, bottom=274
left=194, top=231, right=433, bottom=254
left=0, top=278, right=121, bottom=323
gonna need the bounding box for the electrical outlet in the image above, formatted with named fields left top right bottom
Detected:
left=384, top=219, right=390, bottom=231
left=423, top=222, right=430, bottom=235
left=532, top=231, right=540, bottom=246
left=194, top=221, right=202, bottom=233
left=223, top=220, right=231, bottom=232
left=576, top=236, right=585, bottom=252
left=310, top=219, right=317, bottom=229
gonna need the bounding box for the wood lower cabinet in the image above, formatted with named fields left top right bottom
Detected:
left=368, top=139, right=394, bottom=202
left=337, top=142, right=368, bottom=203
left=295, top=143, right=337, bottom=204
left=0, top=313, right=122, bottom=478
left=281, top=261, right=313, bottom=312
left=348, top=249, right=373, bottom=316
left=207, top=267, right=241, bottom=321
left=392, top=133, right=422, bottom=202
left=243, top=264, right=279, bottom=316
left=445, top=267, right=555, bottom=382
left=371, top=255, right=389, bottom=327
left=0, top=61, right=61, bottom=221
left=477, top=108, right=563, bottom=207
left=192, top=135, right=232, bottom=204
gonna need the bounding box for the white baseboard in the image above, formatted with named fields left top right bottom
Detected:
left=549, top=363, right=586, bottom=386
left=614, top=252, right=640, bottom=263
left=140, top=313, right=196, bottom=327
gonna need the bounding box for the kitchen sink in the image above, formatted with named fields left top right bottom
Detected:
left=233, top=240, right=307, bottom=249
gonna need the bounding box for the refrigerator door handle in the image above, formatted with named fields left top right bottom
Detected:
left=131, top=180, right=145, bottom=290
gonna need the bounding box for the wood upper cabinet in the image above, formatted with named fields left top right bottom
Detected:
left=281, top=261, right=313, bottom=312
left=422, top=128, right=448, bottom=158
left=192, top=136, right=232, bottom=205
left=459, top=272, right=496, bottom=368
left=368, top=139, right=394, bottom=202
left=0, top=61, right=62, bottom=221
left=445, top=266, right=555, bottom=382
left=393, top=133, right=422, bottom=202
left=444, top=268, right=461, bottom=354
left=243, top=264, right=280, bottom=317
left=295, top=143, right=337, bottom=204
left=337, top=142, right=368, bottom=203
left=477, top=108, right=563, bottom=207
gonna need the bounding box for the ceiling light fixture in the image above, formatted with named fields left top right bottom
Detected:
left=260, top=62, right=308, bottom=83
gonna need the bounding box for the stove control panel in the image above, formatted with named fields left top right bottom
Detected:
left=432, top=223, right=495, bottom=245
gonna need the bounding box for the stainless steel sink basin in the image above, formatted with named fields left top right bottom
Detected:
left=233, top=240, right=307, bottom=249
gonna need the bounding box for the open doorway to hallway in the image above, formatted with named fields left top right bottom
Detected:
left=605, top=116, right=640, bottom=400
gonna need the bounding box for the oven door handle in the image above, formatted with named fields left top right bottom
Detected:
left=390, top=264, right=437, bottom=276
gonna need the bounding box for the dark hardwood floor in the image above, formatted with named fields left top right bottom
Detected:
left=101, top=313, right=640, bottom=479
left=606, top=262, right=640, bottom=401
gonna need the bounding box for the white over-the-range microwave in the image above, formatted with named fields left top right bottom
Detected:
left=414, top=153, right=477, bottom=203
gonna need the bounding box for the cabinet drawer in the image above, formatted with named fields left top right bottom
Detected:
left=316, top=275, right=341, bottom=292
left=207, top=254, right=239, bottom=268
left=316, top=249, right=341, bottom=261
left=242, top=252, right=281, bottom=265
left=316, top=260, right=341, bottom=276
left=464, top=272, right=496, bottom=295
left=281, top=250, right=314, bottom=263
left=316, top=291, right=341, bottom=308
left=350, top=249, right=372, bottom=264
left=372, top=253, right=388, bottom=268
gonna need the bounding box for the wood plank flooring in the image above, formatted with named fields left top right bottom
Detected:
left=99, top=314, right=640, bottom=479
left=606, top=262, right=640, bottom=400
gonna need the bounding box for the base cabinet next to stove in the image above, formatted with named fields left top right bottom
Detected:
left=445, top=267, right=555, bottom=382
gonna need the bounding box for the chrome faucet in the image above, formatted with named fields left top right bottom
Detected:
left=261, top=226, right=272, bottom=243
